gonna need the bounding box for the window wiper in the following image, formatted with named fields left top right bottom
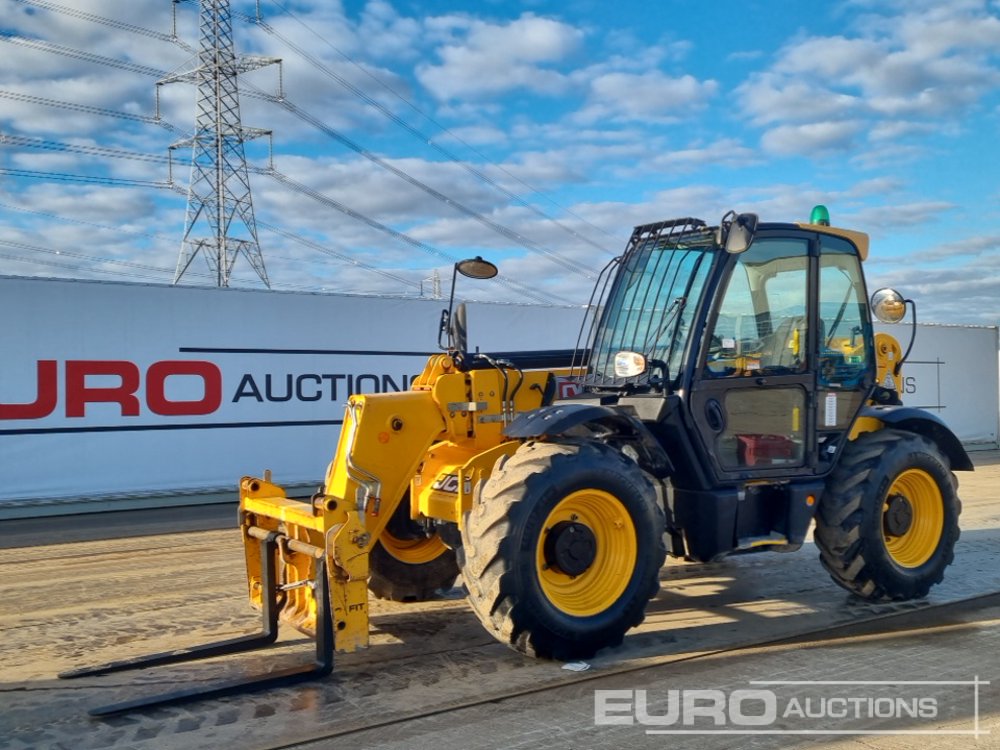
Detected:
left=826, top=283, right=854, bottom=347
left=643, top=296, right=686, bottom=353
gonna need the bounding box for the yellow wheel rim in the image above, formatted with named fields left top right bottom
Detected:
left=881, top=468, right=944, bottom=568
left=380, top=529, right=449, bottom=565
left=535, top=489, right=637, bottom=617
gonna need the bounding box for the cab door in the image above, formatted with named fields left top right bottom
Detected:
left=689, top=234, right=816, bottom=480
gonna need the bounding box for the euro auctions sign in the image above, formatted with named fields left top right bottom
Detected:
left=1, top=359, right=224, bottom=419
left=1, top=355, right=424, bottom=424
left=0, top=276, right=584, bottom=507
left=594, top=678, right=990, bottom=738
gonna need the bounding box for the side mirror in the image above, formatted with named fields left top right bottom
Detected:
left=439, top=256, right=498, bottom=351
left=871, top=288, right=907, bottom=323
left=720, top=211, right=759, bottom=254
left=871, top=288, right=916, bottom=377
left=456, top=256, right=498, bottom=280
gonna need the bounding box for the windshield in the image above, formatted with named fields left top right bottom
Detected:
left=585, top=232, right=715, bottom=387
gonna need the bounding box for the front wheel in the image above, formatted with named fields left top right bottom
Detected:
left=368, top=494, right=459, bottom=602
left=460, top=441, right=666, bottom=660
left=814, top=429, right=961, bottom=601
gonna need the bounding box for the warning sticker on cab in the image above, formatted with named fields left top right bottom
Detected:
left=824, top=392, right=838, bottom=426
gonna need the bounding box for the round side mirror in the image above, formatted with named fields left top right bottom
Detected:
left=871, top=288, right=907, bottom=323
left=456, top=256, right=498, bottom=280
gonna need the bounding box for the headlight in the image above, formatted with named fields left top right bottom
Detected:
left=613, top=350, right=647, bottom=378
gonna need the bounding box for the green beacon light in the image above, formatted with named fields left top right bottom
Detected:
left=810, top=204, right=831, bottom=226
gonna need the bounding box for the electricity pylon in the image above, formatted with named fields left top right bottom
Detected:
left=164, top=0, right=278, bottom=287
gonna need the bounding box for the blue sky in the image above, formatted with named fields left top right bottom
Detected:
left=1, top=0, right=999, bottom=324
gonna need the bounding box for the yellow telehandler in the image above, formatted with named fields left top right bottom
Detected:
left=64, top=207, right=971, bottom=716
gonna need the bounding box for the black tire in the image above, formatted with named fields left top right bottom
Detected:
left=814, top=429, right=961, bottom=601
left=368, top=495, right=459, bottom=602
left=460, top=440, right=666, bottom=660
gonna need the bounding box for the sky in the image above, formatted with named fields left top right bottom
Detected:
left=1, top=0, right=999, bottom=325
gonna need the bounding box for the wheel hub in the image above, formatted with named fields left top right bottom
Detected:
left=883, top=494, right=914, bottom=537
left=544, top=521, right=597, bottom=576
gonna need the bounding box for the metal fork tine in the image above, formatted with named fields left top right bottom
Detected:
left=59, top=533, right=281, bottom=680
left=86, top=558, right=334, bottom=718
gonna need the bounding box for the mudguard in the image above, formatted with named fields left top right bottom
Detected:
left=860, top=405, right=974, bottom=471
left=505, top=403, right=629, bottom=438
left=504, top=402, right=673, bottom=477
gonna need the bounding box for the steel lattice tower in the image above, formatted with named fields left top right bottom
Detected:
left=163, top=0, right=278, bottom=287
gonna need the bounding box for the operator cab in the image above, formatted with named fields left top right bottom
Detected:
left=570, top=209, right=881, bottom=489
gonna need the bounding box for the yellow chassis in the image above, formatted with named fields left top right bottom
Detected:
left=239, top=332, right=904, bottom=655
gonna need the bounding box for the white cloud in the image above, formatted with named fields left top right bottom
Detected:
left=760, top=121, right=866, bottom=155
left=416, top=13, right=583, bottom=100
left=866, top=120, right=939, bottom=141
left=774, top=35, right=885, bottom=79
left=638, top=139, right=759, bottom=175
left=738, top=75, right=860, bottom=126
left=573, top=71, right=717, bottom=124
left=483, top=151, right=587, bottom=191
left=845, top=201, right=956, bottom=229
left=865, top=256, right=1000, bottom=325
left=902, top=234, right=1000, bottom=263
left=848, top=142, right=927, bottom=170
left=895, top=6, right=1000, bottom=57
left=435, top=123, right=509, bottom=147
left=739, top=3, right=1000, bottom=158
left=845, top=177, right=905, bottom=197
left=356, top=0, right=423, bottom=60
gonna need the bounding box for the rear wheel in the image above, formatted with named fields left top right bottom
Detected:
left=814, top=429, right=961, bottom=600
left=368, top=495, right=459, bottom=602
left=460, top=441, right=665, bottom=660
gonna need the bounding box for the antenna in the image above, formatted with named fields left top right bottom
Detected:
left=162, top=0, right=279, bottom=287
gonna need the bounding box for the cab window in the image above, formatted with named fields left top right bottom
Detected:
left=819, top=237, right=871, bottom=389
left=705, top=238, right=810, bottom=377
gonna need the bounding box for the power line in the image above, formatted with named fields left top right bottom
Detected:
left=1, top=20, right=596, bottom=281
left=0, top=89, right=182, bottom=133
left=263, top=168, right=571, bottom=305
left=11, top=0, right=197, bottom=53
left=0, top=250, right=176, bottom=282
left=0, top=237, right=193, bottom=277
left=0, top=235, right=360, bottom=293
left=0, top=136, right=564, bottom=303
left=1, top=10, right=586, bottom=301
left=0, top=202, right=426, bottom=300
left=0, top=167, right=169, bottom=188
left=0, top=199, right=178, bottom=246
left=248, top=89, right=597, bottom=280
left=258, top=0, right=621, bottom=248
left=256, top=219, right=422, bottom=292
left=0, top=199, right=419, bottom=295
left=0, top=34, right=168, bottom=77
left=1, top=133, right=170, bottom=164
left=1, top=127, right=569, bottom=302
left=0, top=198, right=424, bottom=296
left=243, top=5, right=617, bottom=256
